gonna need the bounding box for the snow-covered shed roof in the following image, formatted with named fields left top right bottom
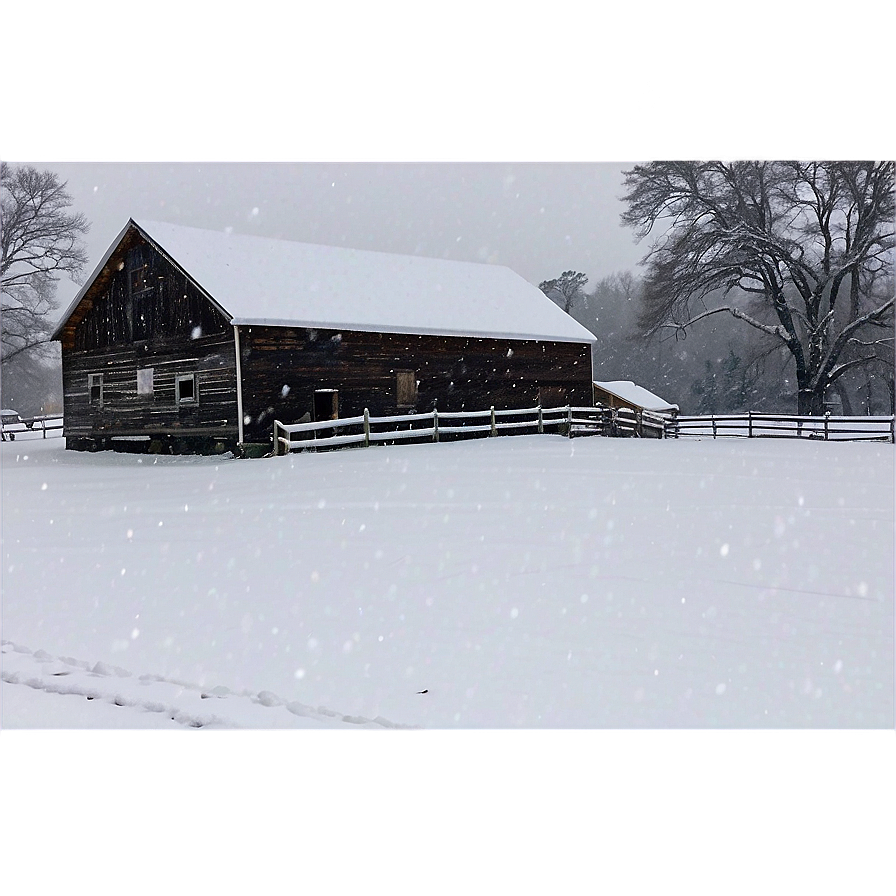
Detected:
left=54, top=219, right=596, bottom=344
left=594, top=380, right=679, bottom=413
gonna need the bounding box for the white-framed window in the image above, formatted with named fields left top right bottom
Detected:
left=137, top=368, right=154, bottom=396
left=175, top=373, right=198, bottom=405
left=88, top=373, right=104, bottom=406
left=396, top=370, right=417, bottom=407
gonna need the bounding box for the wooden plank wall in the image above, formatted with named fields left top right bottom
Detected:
left=62, top=334, right=239, bottom=442
left=61, top=233, right=239, bottom=445
left=239, top=325, right=593, bottom=443
left=70, top=233, right=230, bottom=352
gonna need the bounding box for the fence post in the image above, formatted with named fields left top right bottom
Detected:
left=748, top=410, right=753, bottom=439
left=490, top=406, right=497, bottom=437
left=537, top=405, right=543, bottom=434
left=712, top=416, right=717, bottom=439
left=890, top=415, right=895, bottom=444
left=824, top=411, right=830, bottom=441
left=636, top=409, right=643, bottom=438
left=363, top=408, right=370, bottom=447
left=273, top=421, right=281, bottom=456
left=567, top=405, right=573, bottom=439
left=433, top=408, right=439, bottom=443
left=42, top=419, right=47, bottom=439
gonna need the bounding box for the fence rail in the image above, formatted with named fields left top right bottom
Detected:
left=273, top=404, right=670, bottom=455
left=666, top=412, right=895, bottom=442
left=1, top=414, right=64, bottom=441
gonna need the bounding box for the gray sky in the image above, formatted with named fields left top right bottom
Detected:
left=42, top=162, right=648, bottom=312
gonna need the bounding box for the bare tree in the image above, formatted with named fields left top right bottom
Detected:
left=539, top=270, right=589, bottom=314
left=1, top=163, right=90, bottom=366
left=620, top=161, right=895, bottom=414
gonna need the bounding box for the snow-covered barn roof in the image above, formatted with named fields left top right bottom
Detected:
left=594, top=380, right=679, bottom=413
left=54, top=219, right=596, bottom=344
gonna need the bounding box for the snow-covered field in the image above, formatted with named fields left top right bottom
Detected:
left=2, top=432, right=894, bottom=892
left=3, top=432, right=892, bottom=729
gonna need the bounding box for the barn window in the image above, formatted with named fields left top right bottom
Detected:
left=175, top=373, right=198, bottom=405
left=396, top=370, right=417, bottom=407
left=137, top=368, right=154, bottom=396
left=88, top=373, right=104, bottom=406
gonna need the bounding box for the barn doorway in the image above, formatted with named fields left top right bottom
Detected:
left=314, top=389, right=339, bottom=421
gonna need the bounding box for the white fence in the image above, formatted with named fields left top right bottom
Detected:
left=0, top=414, right=64, bottom=441
left=666, top=412, right=895, bottom=442
left=273, top=404, right=669, bottom=455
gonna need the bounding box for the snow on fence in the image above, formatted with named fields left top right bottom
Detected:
left=273, top=404, right=668, bottom=455
left=0, top=415, right=64, bottom=441
left=666, top=412, right=895, bottom=442
left=606, top=406, right=668, bottom=439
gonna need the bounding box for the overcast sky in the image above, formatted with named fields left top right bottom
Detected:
left=40, top=162, right=649, bottom=313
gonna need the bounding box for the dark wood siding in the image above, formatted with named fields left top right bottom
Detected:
left=62, top=334, right=239, bottom=441
left=60, top=231, right=238, bottom=444
left=69, top=233, right=229, bottom=352
left=239, top=326, right=593, bottom=443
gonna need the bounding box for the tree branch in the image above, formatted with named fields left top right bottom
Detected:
left=825, top=355, right=879, bottom=386
left=653, top=305, right=790, bottom=342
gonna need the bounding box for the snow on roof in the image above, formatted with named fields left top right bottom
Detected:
left=60, top=219, right=596, bottom=344
left=594, top=380, right=679, bottom=412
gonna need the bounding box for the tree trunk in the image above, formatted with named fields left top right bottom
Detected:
left=864, top=378, right=875, bottom=415
left=831, top=379, right=854, bottom=416
left=797, top=379, right=827, bottom=416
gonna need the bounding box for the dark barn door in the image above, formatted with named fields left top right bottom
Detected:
left=314, top=389, right=339, bottom=421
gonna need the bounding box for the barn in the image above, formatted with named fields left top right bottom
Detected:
left=52, top=219, right=597, bottom=455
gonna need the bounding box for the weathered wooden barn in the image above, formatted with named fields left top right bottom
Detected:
left=52, top=219, right=597, bottom=454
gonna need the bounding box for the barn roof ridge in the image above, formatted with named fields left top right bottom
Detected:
left=53, top=219, right=597, bottom=344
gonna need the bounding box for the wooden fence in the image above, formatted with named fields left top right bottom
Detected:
left=666, top=412, right=895, bottom=442
left=1, top=415, right=64, bottom=441
left=273, top=404, right=669, bottom=455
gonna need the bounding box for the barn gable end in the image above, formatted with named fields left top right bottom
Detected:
left=55, top=221, right=240, bottom=451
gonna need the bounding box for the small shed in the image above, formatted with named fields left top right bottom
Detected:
left=52, top=219, right=597, bottom=454
left=593, top=380, right=679, bottom=416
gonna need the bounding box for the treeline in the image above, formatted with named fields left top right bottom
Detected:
left=616, top=162, right=895, bottom=417
left=544, top=272, right=894, bottom=416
